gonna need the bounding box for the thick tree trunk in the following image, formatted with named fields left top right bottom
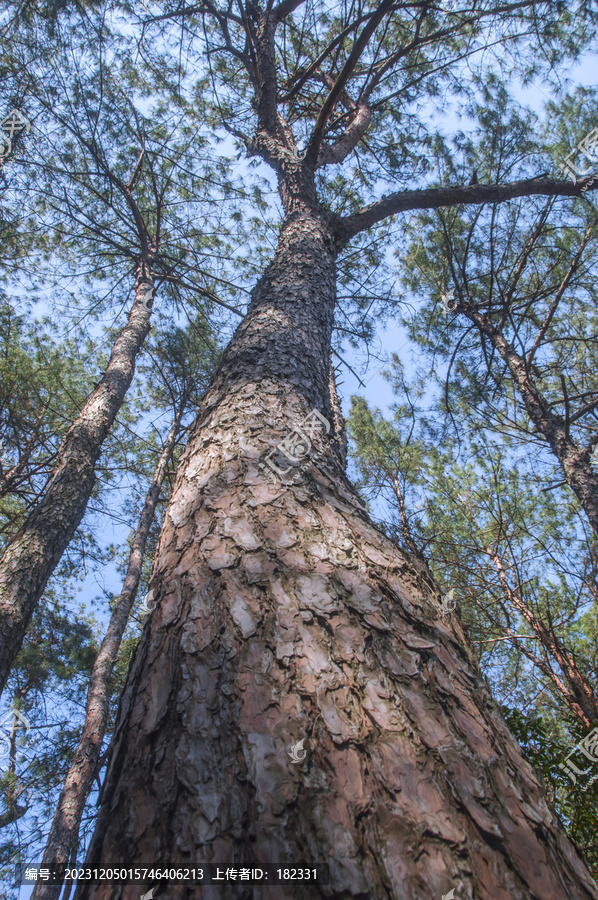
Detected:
left=75, top=213, right=597, bottom=900
left=32, top=400, right=185, bottom=900
left=0, top=278, right=154, bottom=695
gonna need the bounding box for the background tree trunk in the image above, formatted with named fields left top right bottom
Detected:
left=0, top=279, right=153, bottom=695
left=32, top=398, right=185, bottom=900
left=466, top=307, right=598, bottom=535
left=75, top=215, right=597, bottom=899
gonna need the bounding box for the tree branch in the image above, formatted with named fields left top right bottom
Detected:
left=272, top=0, right=310, bottom=24
left=305, top=0, right=397, bottom=167
left=337, top=175, right=598, bottom=246
left=314, top=75, right=371, bottom=168
left=164, top=275, right=245, bottom=316
left=278, top=13, right=372, bottom=105
left=526, top=224, right=594, bottom=366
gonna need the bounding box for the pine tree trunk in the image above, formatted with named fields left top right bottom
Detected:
left=467, top=309, right=598, bottom=535
left=0, top=279, right=154, bottom=695
left=489, top=548, right=598, bottom=729
left=31, top=399, right=185, bottom=900
left=75, top=212, right=597, bottom=900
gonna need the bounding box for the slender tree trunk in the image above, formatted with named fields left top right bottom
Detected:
left=506, top=625, right=598, bottom=730
left=61, top=841, right=79, bottom=900
left=0, top=277, right=154, bottom=695
left=75, top=211, right=597, bottom=900
left=488, top=549, right=598, bottom=728
left=31, top=399, right=185, bottom=900
left=467, top=308, right=598, bottom=535
left=390, top=472, right=427, bottom=561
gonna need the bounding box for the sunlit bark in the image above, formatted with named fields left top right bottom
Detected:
left=75, top=211, right=597, bottom=900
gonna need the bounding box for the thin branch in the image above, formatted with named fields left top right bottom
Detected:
left=526, top=224, right=595, bottom=366
left=164, top=275, right=245, bottom=316
left=561, top=374, right=570, bottom=438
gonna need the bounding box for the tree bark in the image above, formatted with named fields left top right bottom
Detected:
left=74, top=210, right=597, bottom=900
left=465, top=306, right=598, bottom=535
left=31, top=399, right=185, bottom=900
left=487, top=548, right=598, bottom=729
left=0, top=278, right=154, bottom=696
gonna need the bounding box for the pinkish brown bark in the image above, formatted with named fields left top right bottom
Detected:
left=73, top=208, right=597, bottom=900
